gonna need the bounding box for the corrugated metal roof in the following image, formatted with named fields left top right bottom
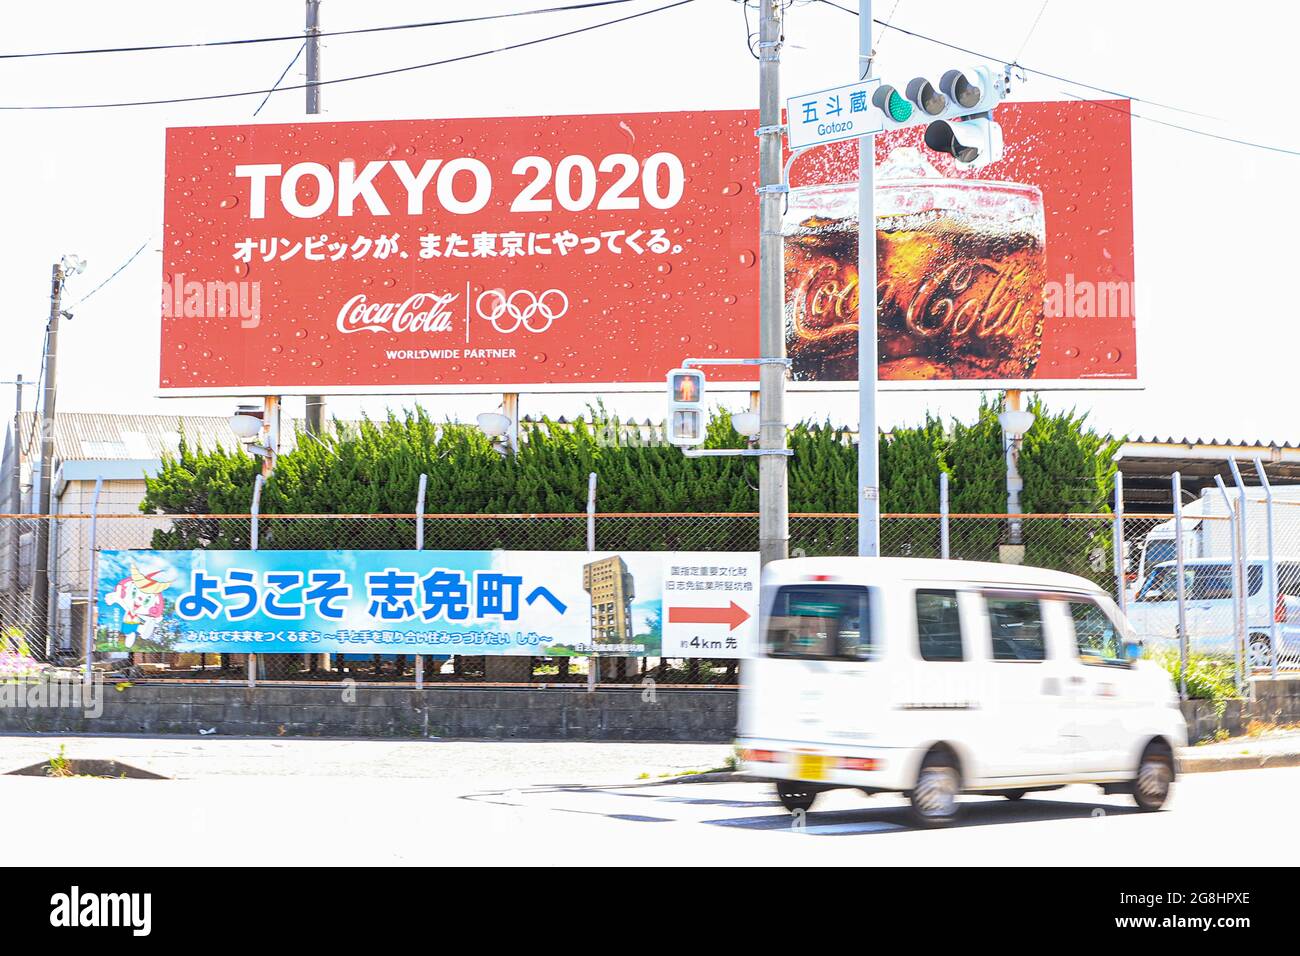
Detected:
left=16, top=412, right=306, bottom=462
left=1126, top=436, right=1300, bottom=450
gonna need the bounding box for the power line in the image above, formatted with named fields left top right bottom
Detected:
left=1013, top=0, right=1050, bottom=64
left=253, top=42, right=306, bottom=117
left=0, top=0, right=643, bottom=60
left=66, top=239, right=153, bottom=310
left=816, top=0, right=1213, bottom=118
left=1059, top=92, right=1300, bottom=158
left=0, top=0, right=695, bottom=110
left=816, top=0, right=1299, bottom=156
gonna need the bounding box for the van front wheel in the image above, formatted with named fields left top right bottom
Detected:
left=775, top=783, right=818, bottom=814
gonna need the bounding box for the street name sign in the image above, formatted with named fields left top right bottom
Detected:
left=786, top=78, right=884, bottom=150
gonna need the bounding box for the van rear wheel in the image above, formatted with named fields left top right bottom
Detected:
left=775, top=783, right=817, bottom=814
left=1003, top=790, right=1026, bottom=801
left=1133, top=743, right=1174, bottom=812
left=908, top=751, right=962, bottom=827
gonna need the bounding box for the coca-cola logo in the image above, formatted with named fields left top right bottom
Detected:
left=335, top=292, right=458, bottom=335
left=905, top=259, right=1036, bottom=340
left=792, top=261, right=859, bottom=346
left=793, top=258, right=1037, bottom=344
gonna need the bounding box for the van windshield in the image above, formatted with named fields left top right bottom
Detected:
left=1137, top=564, right=1263, bottom=602
left=766, top=586, right=874, bottom=661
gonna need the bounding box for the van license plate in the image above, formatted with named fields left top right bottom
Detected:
left=793, top=754, right=829, bottom=781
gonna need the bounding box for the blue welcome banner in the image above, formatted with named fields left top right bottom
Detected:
left=95, top=549, right=759, bottom=657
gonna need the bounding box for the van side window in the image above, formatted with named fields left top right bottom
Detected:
left=985, top=596, right=1046, bottom=661
left=766, top=586, right=874, bottom=661
left=1068, top=600, right=1125, bottom=666
left=916, top=589, right=963, bottom=661
left=1279, top=563, right=1300, bottom=596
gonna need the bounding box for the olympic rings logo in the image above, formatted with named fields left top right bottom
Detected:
left=474, top=288, right=569, bottom=334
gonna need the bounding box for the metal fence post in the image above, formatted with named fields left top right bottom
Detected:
left=84, top=476, right=103, bottom=687
left=1213, top=475, right=1244, bottom=697
left=248, top=473, right=264, bottom=688
left=939, top=471, right=950, bottom=559
left=1227, top=458, right=1252, bottom=698
left=1173, top=472, right=1188, bottom=700
left=1253, top=457, right=1279, bottom=681
left=415, top=473, right=427, bottom=691
left=586, top=471, right=598, bottom=693
left=1113, top=472, right=1127, bottom=614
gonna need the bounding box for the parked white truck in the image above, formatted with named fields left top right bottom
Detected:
left=1131, top=485, right=1300, bottom=587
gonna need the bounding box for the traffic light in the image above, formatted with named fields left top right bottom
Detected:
left=874, top=66, right=1008, bottom=169
left=666, top=368, right=706, bottom=447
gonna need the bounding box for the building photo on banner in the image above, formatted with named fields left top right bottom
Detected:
left=95, top=548, right=758, bottom=658
left=158, top=100, right=1135, bottom=397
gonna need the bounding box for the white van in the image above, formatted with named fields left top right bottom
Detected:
left=736, top=557, right=1187, bottom=827
left=1126, top=556, right=1300, bottom=667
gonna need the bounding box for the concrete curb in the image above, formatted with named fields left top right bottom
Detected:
left=1180, top=752, right=1300, bottom=774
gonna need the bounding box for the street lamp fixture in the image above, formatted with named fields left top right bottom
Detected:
left=229, top=406, right=264, bottom=440
left=476, top=412, right=511, bottom=438
left=730, top=411, right=761, bottom=441
left=998, top=409, right=1035, bottom=439
left=229, top=404, right=273, bottom=459
left=476, top=411, right=514, bottom=457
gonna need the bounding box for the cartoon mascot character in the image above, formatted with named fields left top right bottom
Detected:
left=105, top=565, right=170, bottom=648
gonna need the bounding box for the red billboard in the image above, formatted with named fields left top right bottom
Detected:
left=159, top=103, right=1135, bottom=395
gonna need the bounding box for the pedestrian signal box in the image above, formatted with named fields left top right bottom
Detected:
left=666, top=368, right=706, bottom=447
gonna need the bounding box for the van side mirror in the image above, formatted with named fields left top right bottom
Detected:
left=1121, top=639, right=1142, bottom=662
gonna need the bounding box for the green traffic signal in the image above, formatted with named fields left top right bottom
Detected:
left=887, top=90, right=914, bottom=122
left=873, top=85, right=914, bottom=123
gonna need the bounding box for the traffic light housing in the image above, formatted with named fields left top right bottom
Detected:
left=875, top=65, right=1008, bottom=169
left=666, top=368, right=706, bottom=447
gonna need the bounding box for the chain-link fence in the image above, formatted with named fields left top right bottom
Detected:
left=3, top=507, right=1295, bottom=685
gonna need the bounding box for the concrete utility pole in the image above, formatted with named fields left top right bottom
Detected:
left=33, top=264, right=63, bottom=647
left=304, top=0, right=325, bottom=436
left=3, top=375, right=26, bottom=595
left=857, top=0, right=879, bottom=557
left=757, top=0, right=788, bottom=567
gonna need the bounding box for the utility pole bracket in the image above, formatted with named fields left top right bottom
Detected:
left=682, top=356, right=791, bottom=369
left=683, top=448, right=793, bottom=459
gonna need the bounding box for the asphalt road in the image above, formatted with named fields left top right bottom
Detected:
left=3, top=737, right=1295, bottom=865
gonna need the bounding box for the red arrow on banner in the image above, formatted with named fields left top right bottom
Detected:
left=668, top=601, right=751, bottom=631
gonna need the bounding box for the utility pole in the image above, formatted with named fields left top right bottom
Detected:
left=33, top=264, right=63, bottom=649
left=304, top=0, right=325, bottom=436
left=757, top=0, right=788, bottom=567
left=857, top=0, right=880, bottom=557
left=3, top=375, right=27, bottom=595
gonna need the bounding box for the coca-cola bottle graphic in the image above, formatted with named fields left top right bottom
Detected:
left=784, top=148, right=1047, bottom=381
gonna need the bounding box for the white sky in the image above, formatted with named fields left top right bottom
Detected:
left=0, top=0, right=1294, bottom=440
